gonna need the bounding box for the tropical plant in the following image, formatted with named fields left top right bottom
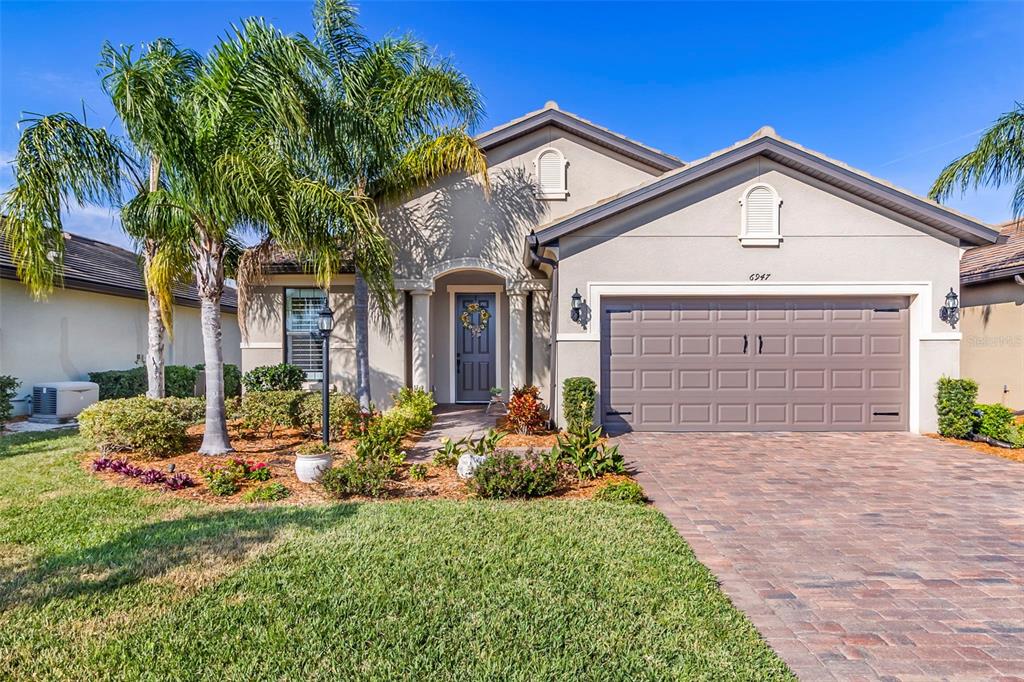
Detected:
left=307, top=0, right=488, bottom=410
left=930, top=103, right=1024, bottom=222
left=433, top=435, right=468, bottom=468
left=506, top=385, right=547, bottom=434
left=1, top=40, right=199, bottom=400
left=467, top=429, right=505, bottom=457
left=593, top=480, right=645, bottom=505
left=0, top=375, right=21, bottom=428
left=550, top=427, right=625, bottom=480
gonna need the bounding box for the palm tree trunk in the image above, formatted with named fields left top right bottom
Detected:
left=143, top=156, right=166, bottom=400
left=354, top=271, right=371, bottom=411
left=143, top=241, right=166, bottom=399
left=194, top=232, right=232, bottom=454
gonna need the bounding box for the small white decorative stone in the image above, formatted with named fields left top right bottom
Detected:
left=457, top=453, right=487, bottom=479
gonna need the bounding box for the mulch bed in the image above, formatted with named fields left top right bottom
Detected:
left=81, top=421, right=634, bottom=505
left=925, top=433, right=1024, bottom=464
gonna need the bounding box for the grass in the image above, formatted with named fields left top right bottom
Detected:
left=0, top=431, right=793, bottom=680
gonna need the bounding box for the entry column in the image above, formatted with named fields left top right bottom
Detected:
left=410, top=288, right=431, bottom=390
left=508, top=290, right=528, bottom=389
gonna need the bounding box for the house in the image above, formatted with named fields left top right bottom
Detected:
left=960, top=219, right=1024, bottom=409
left=241, top=102, right=999, bottom=433
left=1, top=232, right=242, bottom=415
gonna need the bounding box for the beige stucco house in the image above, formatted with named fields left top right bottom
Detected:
left=960, top=220, right=1024, bottom=409
left=1, top=232, right=241, bottom=416
left=241, top=102, right=999, bottom=434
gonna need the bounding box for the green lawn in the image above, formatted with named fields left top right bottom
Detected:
left=0, top=431, right=792, bottom=681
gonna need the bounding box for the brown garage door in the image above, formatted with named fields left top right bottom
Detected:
left=601, top=297, right=909, bottom=432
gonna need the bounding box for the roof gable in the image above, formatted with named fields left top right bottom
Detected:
left=533, top=127, right=1000, bottom=248
left=961, top=219, right=1024, bottom=284
left=476, top=102, right=683, bottom=173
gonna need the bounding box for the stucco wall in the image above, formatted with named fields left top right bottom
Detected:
left=551, top=157, right=964, bottom=433
left=0, top=279, right=241, bottom=415
left=961, top=279, right=1024, bottom=408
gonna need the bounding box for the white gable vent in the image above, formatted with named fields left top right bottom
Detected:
left=534, top=148, right=567, bottom=200
left=739, top=183, right=782, bottom=246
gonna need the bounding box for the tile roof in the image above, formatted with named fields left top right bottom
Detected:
left=0, top=231, right=237, bottom=311
left=961, top=219, right=1024, bottom=285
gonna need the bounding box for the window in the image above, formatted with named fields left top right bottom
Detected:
left=285, top=288, right=326, bottom=379
left=739, top=183, right=782, bottom=246
left=534, top=147, right=568, bottom=199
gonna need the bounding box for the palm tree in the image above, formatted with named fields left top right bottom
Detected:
left=1, top=39, right=198, bottom=400
left=120, top=18, right=394, bottom=454
left=930, top=103, right=1024, bottom=222
left=310, top=0, right=488, bottom=410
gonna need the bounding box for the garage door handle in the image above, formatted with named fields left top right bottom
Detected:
left=742, top=335, right=748, bottom=353
left=758, top=335, right=764, bottom=354
left=606, top=410, right=632, bottom=416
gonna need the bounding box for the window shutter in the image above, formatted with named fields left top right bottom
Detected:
left=538, top=151, right=564, bottom=195
left=285, top=289, right=326, bottom=379
left=745, top=186, right=776, bottom=235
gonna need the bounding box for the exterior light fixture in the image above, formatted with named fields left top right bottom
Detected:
left=313, top=301, right=334, bottom=445
left=570, top=288, right=583, bottom=324
left=938, top=287, right=959, bottom=329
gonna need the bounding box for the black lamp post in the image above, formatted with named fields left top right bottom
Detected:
left=315, top=302, right=335, bottom=445
left=938, top=287, right=960, bottom=329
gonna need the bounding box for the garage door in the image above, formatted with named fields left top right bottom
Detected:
left=601, top=297, right=909, bottom=432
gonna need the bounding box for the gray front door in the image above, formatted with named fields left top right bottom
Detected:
left=455, top=293, right=496, bottom=402
left=602, top=297, right=909, bottom=432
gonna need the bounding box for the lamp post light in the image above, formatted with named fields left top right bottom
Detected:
left=315, top=302, right=335, bottom=446
left=570, top=288, right=583, bottom=325
left=938, top=287, right=960, bottom=329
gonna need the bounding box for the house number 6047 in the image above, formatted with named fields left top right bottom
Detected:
left=749, top=273, right=771, bottom=281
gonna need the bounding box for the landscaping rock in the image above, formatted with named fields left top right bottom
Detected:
left=457, top=453, right=487, bottom=479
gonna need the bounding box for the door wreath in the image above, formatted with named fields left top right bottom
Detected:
left=460, top=303, right=491, bottom=337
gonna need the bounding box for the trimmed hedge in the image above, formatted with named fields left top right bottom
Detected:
left=89, top=364, right=240, bottom=400
left=936, top=377, right=978, bottom=438
left=242, top=364, right=306, bottom=392
left=562, top=377, right=596, bottom=435
left=296, top=392, right=363, bottom=439
left=194, top=363, right=242, bottom=397
left=974, top=403, right=1024, bottom=446
left=78, top=397, right=187, bottom=457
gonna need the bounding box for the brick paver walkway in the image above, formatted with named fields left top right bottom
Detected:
left=619, top=432, right=1024, bottom=681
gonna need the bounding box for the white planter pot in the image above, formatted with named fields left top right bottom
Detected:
left=294, top=453, right=333, bottom=483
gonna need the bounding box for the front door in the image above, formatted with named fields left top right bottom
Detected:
left=455, top=293, right=496, bottom=402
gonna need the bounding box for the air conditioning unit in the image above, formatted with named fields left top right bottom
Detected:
left=30, top=382, right=99, bottom=423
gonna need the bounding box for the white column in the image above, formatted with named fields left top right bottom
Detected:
left=410, top=289, right=431, bottom=390
left=508, top=291, right=528, bottom=389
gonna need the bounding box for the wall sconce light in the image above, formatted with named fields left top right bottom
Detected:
left=938, top=287, right=959, bottom=329
left=570, top=288, right=583, bottom=324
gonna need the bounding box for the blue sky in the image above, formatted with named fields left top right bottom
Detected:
left=2, top=1, right=1021, bottom=248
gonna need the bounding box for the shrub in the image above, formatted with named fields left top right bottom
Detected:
left=161, top=397, right=206, bottom=424
left=242, top=363, right=306, bottom=392
left=78, top=398, right=187, bottom=457
left=139, top=469, right=167, bottom=485
left=468, top=429, right=505, bottom=457
left=936, top=377, right=979, bottom=438
left=0, top=375, right=20, bottom=427
left=296, top=392, right=362, bottom=439
left=409, top=463, right=428, bottom=481
left=89, top=367, right=147, bottom=399
left=973, top=404, right=1022, bottom=445
left=165, top=473, right=196, bottom=490
left=551, top=427, right=625, bottom=480
left=242, top=482, right=290, bottom=503
left=593, top=480, right=645, bottom=504
left=467, top=450, right=560, bottom=500
left=240, top=390, right=304, bottom=437
left=355, top=413, right=407, bottom=464
left=320, top=458, right=396, bottom=498
left=224, top=457, right=272, bottom=481
left=506, top=385, right=547, bottom=434
left=194, top=363, right=242, bottom=397
left=391, top=387, right=436, bottom=430
left=433, top=436, right=468, bottom=468
left=562, top=377, right=597, bottom=435
left=198, top=464, right=241, bottom=496
left=164, top=365, right=198, bottom=398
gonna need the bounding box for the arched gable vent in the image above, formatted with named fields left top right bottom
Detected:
left=739, top=183, right=782, bottom=246
left=534, top=148, right=568, bottom=200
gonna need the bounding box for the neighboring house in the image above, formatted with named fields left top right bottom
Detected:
left=242, top=101, right=999, bottom=433
left=960, top=219, right=1024, bottom=409
left=1, top=232, right=241, bottom=416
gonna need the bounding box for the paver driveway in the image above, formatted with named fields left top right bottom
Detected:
left=619, top=432, right=1024, bottom=681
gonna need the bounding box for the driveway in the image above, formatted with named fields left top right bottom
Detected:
left=618, top=432, right=1024, bottom=680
